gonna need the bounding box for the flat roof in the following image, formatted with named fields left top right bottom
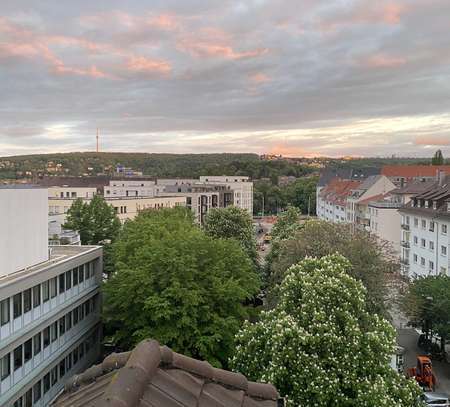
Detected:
left=0, top=184, right=45, bottom=189
left=0, top=245, right=101, bottom=287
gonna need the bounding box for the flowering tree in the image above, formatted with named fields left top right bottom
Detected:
left=231, top=255, right=421, bottom=406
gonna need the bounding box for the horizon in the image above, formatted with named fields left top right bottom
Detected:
left=1, top=1, right=450, bottom=157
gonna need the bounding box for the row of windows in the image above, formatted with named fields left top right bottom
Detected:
left=0, top=295, right=97, bottom=382
left=0, top=262, right=95, bottom=327
left=11, top=329, right=99, bottom=407
left=412, top=254, right=447, bottom=274
left=412, top=218, right=448, bottom=234
left=412, top=236, right=448, bottom=255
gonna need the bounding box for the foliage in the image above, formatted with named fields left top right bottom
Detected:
left=267, top=220, right=396, bottom=314
left=102, top=207, right=260, bottom=368
left=64, top=195, right=121, bottom=245
left=431, top=149, right=444, bottom=165
left=231, top=255, right=422, bottom=407
left=271, top=206, right=302, bottom=241
left=403, top=275, right=450, bottom=349
left=203, top=206, right=257, bottom=265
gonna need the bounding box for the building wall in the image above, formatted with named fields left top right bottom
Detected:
left=48, top=187, right=97, bottom=199
left=369, top=206, right=401, bottom=253
left=0, top=188, right=49, bottom=277
left=400, top=211, right=450, bottom=278
left=104, top=180, right=164, bottom=198
left=0, top=246, right=103, bottom=406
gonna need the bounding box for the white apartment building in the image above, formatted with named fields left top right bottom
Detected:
left=48, top=187, right=97, bottom=199
left=0, top=186, right=102, bottom=406
left=199, top=176, right=253, bottom=215
left=399, top=178, right=450, bottom=278
left=104, top=180, right=164, bottom=198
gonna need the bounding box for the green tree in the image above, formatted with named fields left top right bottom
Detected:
left=403, top=275, right=450, bottom=353
left=231, top=255, right=422, bottom=407
left=203, top=206, right=257, bottom=265
left=103, top=207, right=260, bottom=367
left=64, top=195, right=121, bottom=245
left=282, top=176, right=318, bottom=215
left=270, top=206, right=301, bottom=241
left=431, top=149, right=444, bottom=165
left=267, top=220, right=396, bottom=314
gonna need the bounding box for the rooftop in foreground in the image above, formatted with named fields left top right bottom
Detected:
left=0, top=245, right=101, bottom=287
left=52, top=339, right=281, bottom=407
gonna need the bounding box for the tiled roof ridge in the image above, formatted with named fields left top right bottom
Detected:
left=64, top=339, right=278, bottom=406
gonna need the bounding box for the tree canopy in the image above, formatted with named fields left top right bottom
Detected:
left=267, top=220, right=396, bottom=314
left=63, top=195, right=121, bottom=245
left=203, top=206, right=257, bottom=265
left=431, top=149, right=444, bottom=165
left=231, top=255, right=421, bottom=407
left=103, top=207, right=260, bottom=368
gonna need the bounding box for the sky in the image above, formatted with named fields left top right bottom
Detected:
left=1, top=0, right=450, bottom=158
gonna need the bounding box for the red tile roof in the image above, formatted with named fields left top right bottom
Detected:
left=381, top=165, right=450, bottom=178
left=320, top=179, right=361, bottom=205
left=52, top=339, right=280, bottom=407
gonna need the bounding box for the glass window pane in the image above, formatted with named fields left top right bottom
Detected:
left=66, top=270, right=72, bottom=289
left=33, top=380, right=41, bottom=403
left=50, top=277, right=57, bottom=298
left=79, top=266, right=84, bottom=283
left=43, top=327, right=50, bottom=348
left=59, top=274, right=65, bottom=293
left=43, top=373, right=50, bottom=393
left=73, top=268, right=78, bottom=286
left=33, top=333, right=41, bottom=355
left=13, top=345, right=22, bottom=370
left=42, top=281, right=50, bottom=302
left=13, top=293, right=22, bottom=319
left=23, top=289, right=31, bottom=313
left=32, top=285, right=41, bottom=308
left=1, top=353, right=10, bottom=380
left=1, top=298, right=10, bottom=326
left=24, top=339, right=32, bottom=363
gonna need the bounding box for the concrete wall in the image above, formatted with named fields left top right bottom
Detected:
left=0, top=187, right=48, bottom=276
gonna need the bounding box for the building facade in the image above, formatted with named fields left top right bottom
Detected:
left=0, top=187, right=102, bottom=407
left=399, top=178, right=450, bottom=278
left=48, top=187, right=97, bottom=200
left=104, top=180, right=163, bottom=198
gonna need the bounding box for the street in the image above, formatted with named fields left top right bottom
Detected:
left=398, top=328, right=450, bottom=394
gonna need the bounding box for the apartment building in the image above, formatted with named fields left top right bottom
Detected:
left=48, top=187, right=97, bottom=200
left=381, top=165, right=450, bottom=187
left=104, top=180, right=164, bottom=198
left=0, top=186, right=102, bottom=406
left=199, top=176, right=253, bottom=214
left=399, top=176, right=450, bottom=278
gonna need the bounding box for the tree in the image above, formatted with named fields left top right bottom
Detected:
left=103, top=207, right=260, bottom=368
left=282, top=176, right=318, bottom=215
left=431, top=149, right=444, bottom=165
left=64, top=195, right=121, bottom=245
left=203, top=206, right=257, bottom=265
left=403, top=275, right=450, bottom=353
left=267, top=220, right=396, bottom=314
left=270, top=206, right=301, bottom=241
left=231, top=255, right=422, bottom=407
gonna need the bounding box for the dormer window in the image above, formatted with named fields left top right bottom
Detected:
left=417, top=200, right=421, bottom=208
left=447, top=202, right=450, bottom=212
left=425, top=200, right=429, bottom=208
left=433, top=201, right=437, bottom=210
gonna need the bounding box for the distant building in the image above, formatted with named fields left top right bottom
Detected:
left=104, top=180, right=163, bottom=198
left=115, top=165, right=143, bottom=177
left=0, top=186, right=102, bottom=407
left=48, top=187, right=97, bottom=199
left=381, top=165, right=450, bottom=187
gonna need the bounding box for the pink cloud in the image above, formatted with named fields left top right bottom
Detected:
left=415, top=136, right=450, bottom=146
left=127, top=56, right=171, bottom=74
left=149, top=14, right=180, bottom=31
left=364, top=53, right=407, bottom=68
left=249, top=72, right=271, bottom=84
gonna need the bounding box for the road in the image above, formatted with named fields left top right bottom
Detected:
left=398, top=328, right=450, bottom=394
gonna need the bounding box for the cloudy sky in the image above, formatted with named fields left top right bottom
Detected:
left=1, top=0, right=450, bottom=157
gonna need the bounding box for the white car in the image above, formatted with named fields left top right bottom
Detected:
left=422, top=392, right=450, bottom=406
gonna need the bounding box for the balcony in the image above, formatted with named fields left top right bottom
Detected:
left=401, top=241, right=410, bottom=248
left=401, top=223, right=410, bottom=231
left=400, top=258, right=410, bottom=266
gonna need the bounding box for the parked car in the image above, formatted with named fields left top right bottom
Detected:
left=422, top=392, right=450, bottom=406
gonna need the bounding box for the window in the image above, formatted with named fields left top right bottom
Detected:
left=59, top=317, right=66, bottom=335
left=43, top=373, right=50, bottom=393
left=23, top=289, right=31, bottom=313
left=24, top=389, right=32, bottom=407
left=59, top=274, right=65, bottom=293
left=1, top=353, right=10, bottom=380
left=442, top=246, right=448, bottom=256
left=79, top=266, right=84, bottom=284
left=51, top=365, right=58, bottom=385
left=414, top=218, right=418, bottom=227
left=421, top=257, right=425, bottom=267
left=73, top=268, right=78, bottom=286
left=413, top=236, right=418, bottom=245
left=50, top=277, right=57, bottom=298
left=73, top=307, right=79, bottom=325
left=66, top=312, right=72, bottom=331
left=66, top=270, right=72, bottom=290
left=1, top=298, right=10, bottom=326
left=33, top=380, right=41, bottom=403
left=13, top=345, right=22, bottom=370
left=59, top=359, right=66, bottom=378
left=43, top=327, right=50, bottom=348
left=429, top=241, right=434, bottom=251
left=79, top=343, right=85, bottom=359
left=429, top=261, right=434, bottom=270
left=51, top=321, right=58, bottom=342
left=443, top=224, right=448, bottom=234
left=421, top=238, right=426, bottom=248
left=42, top=281, right=50, bottom=302
left=33, top=285, right=40, bottom=308
left=13, top=398, right=23, bottom=407
left=430, top=221, right=435, bottom=232
left=24, top=339, right=32, bottom=363
left=73, top=347, right=79, bottom=364
left=413, top=254, right=418, bottom=263
left=13, top=293, right=22, bottom=319
left=33, top=333, right=41, bottom=355
left=421, top=219, right=426, bottom=229
left=66, top=354, right=72, bottom=371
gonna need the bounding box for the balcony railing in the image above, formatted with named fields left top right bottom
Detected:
left=400, top=258, right=410, bottom=266
left=401, top=241, right=410, bottom=248
left=401, top=223, right=410, bottom=230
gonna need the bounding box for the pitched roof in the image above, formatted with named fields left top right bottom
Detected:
left=358, top=193, right=388, bottom=205
left=381, top=165, right=450, bottom=178
left=358, top=175, right=381, bottom=191
left=391, top=179, right=436, bottom=195
left=318, top=167, right=379, bottom=186
left=319, top=179, right=361, bottom=205
left=52, top=339, right=281, bottom=407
